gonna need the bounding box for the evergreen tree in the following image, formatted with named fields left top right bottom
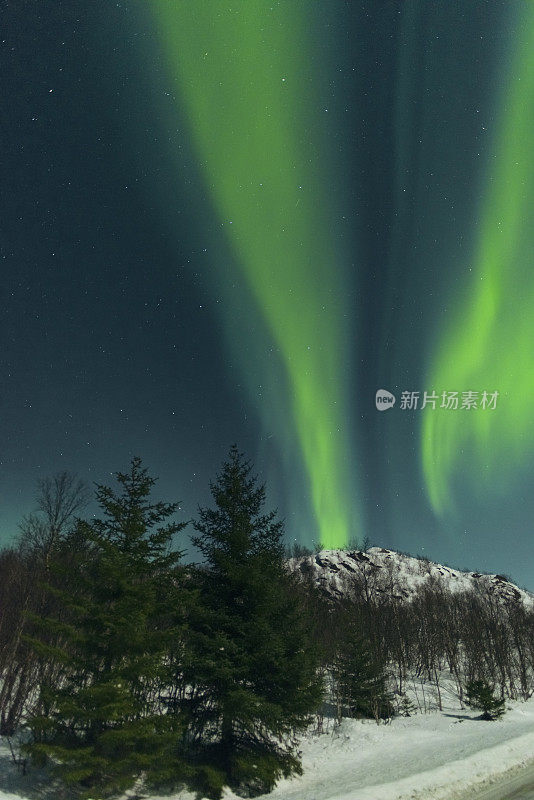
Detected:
left=465, top=679, right=505, bottom=720
left=332, top=619, right=393, bottom=724
left=184, top=446, right=322, bottom=799
left=25, top=458, right=190, bottom=798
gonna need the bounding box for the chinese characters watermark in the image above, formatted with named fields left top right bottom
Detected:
left=375, top=389, right=499, bottom=411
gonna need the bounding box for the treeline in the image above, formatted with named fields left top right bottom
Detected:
left=297, top=552, right=534, bottom=711
left=0, top=450, right=532, bottom=798
left=0, top=449, right=329, bottom=799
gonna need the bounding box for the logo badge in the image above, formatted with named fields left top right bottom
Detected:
left=375, top=389, right=396, bottom=411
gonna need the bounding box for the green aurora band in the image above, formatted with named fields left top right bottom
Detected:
left=150, top=2, right=358, bottom=547
left=422, top=5, right=534, bottom=516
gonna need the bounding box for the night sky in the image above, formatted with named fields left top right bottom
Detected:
left=3, top=1, right=534, bottom=588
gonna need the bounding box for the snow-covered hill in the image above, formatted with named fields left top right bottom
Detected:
left=290, top=547, right=534, bottom=607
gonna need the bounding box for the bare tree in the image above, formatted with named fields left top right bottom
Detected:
left=0, top=472, right=90, bottom=735
left=18, top=471, right=90, bottom=567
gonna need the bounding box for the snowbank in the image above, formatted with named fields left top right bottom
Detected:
left=237, top=699, right=534, bottom=800
left=4, top=695, right=534, bottom=800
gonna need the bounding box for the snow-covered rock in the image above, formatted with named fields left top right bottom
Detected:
left=289, top=547, right=534, bottom=607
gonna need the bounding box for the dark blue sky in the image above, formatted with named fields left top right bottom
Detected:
left=2, top=1, right=533, bottom=588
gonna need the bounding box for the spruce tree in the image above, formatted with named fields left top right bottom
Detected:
left=332, top=620, right=393, bottom=723
left=465, top=680, right=505, bottom=720
left=184, top=446, right=322, bottom=799
left=25, top=458, right=190, bottom=798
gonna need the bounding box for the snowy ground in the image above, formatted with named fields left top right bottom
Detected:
left=3, top=685, right=534, bottom=800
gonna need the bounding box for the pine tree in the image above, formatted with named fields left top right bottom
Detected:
left=465, top=680, right=505, bottom=720
left=184, top=446, right=322, bottom=799
left=332, top=620, right=393, bottom=724
left=25, top=458, right=191, bottom=798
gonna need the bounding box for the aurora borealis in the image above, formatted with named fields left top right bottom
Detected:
left=422, top=2, right=534, bottom=518
left=150, top=2, right=359, bottom=548
left=3, top=1, right=534, bottom=587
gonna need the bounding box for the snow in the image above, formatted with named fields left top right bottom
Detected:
left=257, top=703, right=534, bottom=800
left=4, top=689, right=534, bottom=800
